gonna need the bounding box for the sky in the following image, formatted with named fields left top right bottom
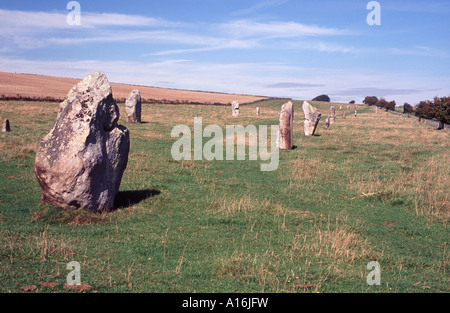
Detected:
left=0, top=0, right=449, bottom=105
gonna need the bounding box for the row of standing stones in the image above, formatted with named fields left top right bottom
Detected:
left=232, top=101, right=352, bottom=150
left=279, top=102, right=359, bottom=149
left=29, top=72, right=347, bottom=212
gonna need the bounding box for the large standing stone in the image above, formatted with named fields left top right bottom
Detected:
left=330, top=106, right=336, bottom=124
left=232, top=101, right=240, bottom=117
left=303, top=101, right=321, bottom=136
left=125, top=89, right=142, bottom=123
left=277, top=101, right=294, bottom=150
left=34, top=72, right=130, bottom=212
left=2, top=119, right=10, bottom=132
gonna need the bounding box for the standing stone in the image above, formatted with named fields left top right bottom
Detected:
left=325, top=116, right=330, bottom=130
left=34, top=72, right=130, bottom=212
left=277, top=101, right=294, bottom=150
left=342, top=111, right=346, bottom=119
left=256, top=107, right=261, bottom=116
left=2, top=119, right=10, bottom=132
left=125, top=89, right=142, bottom=123
left=330, top=106, right=336, bottom=124
left=375, top=106, right=378, bottom=114
left=303, top=101, right=321, bottom=136
left=232, top=101, right=240, bottom=117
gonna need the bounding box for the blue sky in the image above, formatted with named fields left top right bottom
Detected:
left=0, top=0, right=449, bottom=105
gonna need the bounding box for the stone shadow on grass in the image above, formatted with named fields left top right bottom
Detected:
left=113, top=189, right=161, bottom=210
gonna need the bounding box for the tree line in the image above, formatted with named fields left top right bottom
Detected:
left=363, top=96, right=450, bottom=125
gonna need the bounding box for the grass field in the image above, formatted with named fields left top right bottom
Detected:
left=0, top=99, right=449, bottom=293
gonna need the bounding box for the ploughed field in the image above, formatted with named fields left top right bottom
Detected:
left=0, top=98, right=449, bottom=293
left=0, top=72, right=267, bottom=104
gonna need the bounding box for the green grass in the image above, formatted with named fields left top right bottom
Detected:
left=0, top=99, right=449, bottom=293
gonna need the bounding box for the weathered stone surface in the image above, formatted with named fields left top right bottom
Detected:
left=277, top=101, right=294, bottom=150
left=232, top=101, right=240, bottom=117
left=303, top=101, right=321, bottom=136
left=34, top=72, right=130, bottom=212
left=325, top=116, right=330, bottom=130
left=330, top=106, right=336, bottom=124
left=2, top=119, right=10, bottom=132
left=125, top=89, right=142, bottom=123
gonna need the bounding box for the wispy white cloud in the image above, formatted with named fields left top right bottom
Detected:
left=149, top=38, right=262, bottom=56
left=387, top=46, right=450, bottom=58
left=0, top=9, right=67, bottom=32
left=45, top=30, right=217, bottom=46
left=0, top=7, right=356, bottom=54
left=266, top=82, right=325, bottom=89
left=285, top=40, right=359, bottom=54
left=231, top=0, right=289, bottom=16
left=150, top=19, right=355, bottom=56
left=219, top=19, right=355, bottom=38
left=333, top=87, right=421, bottom=97
left=0, top=9, right=169, bottom=32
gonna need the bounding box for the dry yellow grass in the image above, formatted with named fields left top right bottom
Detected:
left=389, top=157, right=449, bottom=221
left=291, top=214, right=374, bottom=264
left=1, top=228, right=76, bottom=262
left=344, top=108, right=450, bottom=222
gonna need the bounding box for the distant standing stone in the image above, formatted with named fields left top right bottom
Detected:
left=232, top=101, right=240, bottom=117
left=277, top=101, right=294, bottom=149
left=325, top=116, right=330, bottom=130
left=34, top=72, right=130, bottom=212
left=256, top=107, right=261, bottom=116
left=303, top=101, right=321, bottom=136
left=342, top=111, right=346, bottom=119
left=330, top=106, right=336, bottom=124
left=2, top=119, right=10, bottom=132
left=125, top=89, right=142, bottom=123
